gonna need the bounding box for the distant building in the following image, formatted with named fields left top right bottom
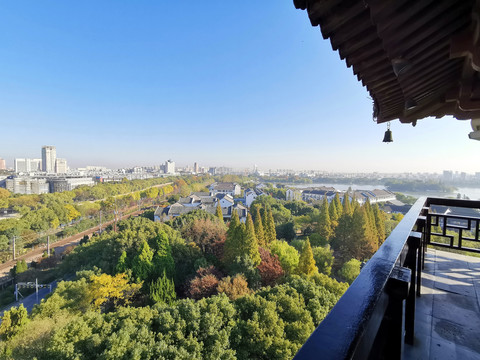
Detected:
left=302, top=188, right=337, bottom=202
left=55, top=158, right=68, bottom=173
left=5, top=177, right=49, bottom=194
left=48, top=177, right=95, bottom=193
left=42, top=146, right=56, bottom=173
left=165, top=160, right=175, bottom=174
left=14, top=158, right=42, bottom=173
left=0, top=158, right=5, bottom=170
left=286, top=189, right=303, bottom=201
left=194, top=162, right=199, bottom=173
left=209, top=182, right=241, bottom=196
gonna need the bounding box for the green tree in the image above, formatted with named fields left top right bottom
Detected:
left=116, top=250, right=128, bottom=273
left=216, top=203, right=224, bottom=222
left=264, top=207, right=277, bottom=244
left=269, top=240, right=299, bottom=275
left=254, top=207, right=266, bottom=247
left=0, top=304, right=28, bottom=340
left=373, top=203, right=386, bottom=246
left=317, top=197, right=333, bottom=243
left=224, top=210, right=241, bottom=264
left=338, top=258, right=361, bottom=284
left=243, top=213, right=261, bottom=266
left=342, top=192, right=352, bottom=216
left=333, top=192, right=342, bottom=218
left=312, top=245, right=334, bottom=276
left=131, top=241, right=154, bottom=281
left=149, top=270, right=176, bottom=305
left=296, top=238, right=317, bottom=276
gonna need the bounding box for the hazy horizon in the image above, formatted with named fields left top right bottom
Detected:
left=1, top=1, right=478, bottom=173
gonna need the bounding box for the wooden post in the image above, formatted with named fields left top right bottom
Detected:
left=47, top=235, right=50, bottom=257
left=12, top=236, right=15, bottom=260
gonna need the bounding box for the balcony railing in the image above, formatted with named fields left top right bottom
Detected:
left=294, top=197, right=480, bottom=360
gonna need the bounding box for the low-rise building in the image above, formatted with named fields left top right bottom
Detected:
left=208, top=182, right=241, bottom=196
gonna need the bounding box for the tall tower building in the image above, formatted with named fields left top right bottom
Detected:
left=42, top=146, right=56, bottom=173
left=0, top=158, right=5, bottom=170
left=194, top=162, right=199, bottom=173
left=165, top=160, right=175, bottom=174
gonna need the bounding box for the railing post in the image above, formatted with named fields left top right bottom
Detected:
left=383, top=266, right=411, bottom=360
left=405, top=232, right=421, bottom=345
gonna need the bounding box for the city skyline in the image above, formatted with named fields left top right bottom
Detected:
left=1, top=1, right=478, bottom=173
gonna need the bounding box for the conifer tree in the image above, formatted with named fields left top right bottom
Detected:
left=216, top=203, right=224, bottom=223
left=254, top=207, right=266, bottom=247
left=244, top=213, right=261, bottom=266
left=342, top=192, right=352, bottom=216
left=334, top=192, right=343, bottom=218
left=265, top=207, right=277, bottom=244
left=363, top=200, right=378, bottom=248
left=296, top=238, right=317, bottom=276
left=372, top=203, right=386, bottom=246
left=224, top=210, right=241, bottom=264
left=149, top=270, right=176, bottom=305
left=329, top=196, right=338, bottom=223
left=116, top=251, right=128, bottom=273
left=132, top=241, right=154, bottom=281
left=318, top=197, right=333, bottom=243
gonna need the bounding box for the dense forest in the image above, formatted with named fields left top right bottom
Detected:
left=0, top=188, right=402, bottom=359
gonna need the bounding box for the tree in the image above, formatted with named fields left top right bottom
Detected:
left=296, top=238, right=317, bottom=276
left=333, top=192, right=343, bottom=218
left=187, top=266, right=221, bottom=299
left=87, top=273, right=142, bottom=312
left=338, top=258, right=361, bottom=284
left=182, top=218, right=226, bottom=253
left=317, top=197, right=333, bottom=243
left=331, top=207, right=377, bottom=263
left=243, top=213, right=261, bottom=266
left=264, top=207, right=277, bottom=244
left=0, top=188, right=10, bottom=208
left=258, top=247, right=284, bottom=286
left=276, top=222, right=296, bottom=242
left=0, top=304, right=28, bottom=340
left=13, top=260, right=28, bottom=276
left=64, top=204, right=81, bottom=222
left=342, top=192, right=352, bottom=216
left=373, top=203, right=386, bottom=246
left=312, top=246, right=334, bottom=276
left=116, top=251, right=128, bottom=273
left=217, top=274, right=252, bottom=300
left=216, top=203, right=224, bottom=222
left=254, top=207, right=266, bottom=247
left=131, top=241, right=154, bottom=281
left=269, top=240, right=299, bottom=275
left=149, top=270, right=176, bottom=305
left=223, top=210, right=241, bottom=264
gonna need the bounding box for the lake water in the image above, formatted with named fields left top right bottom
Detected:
left=290, top=183, right=480, bottom=200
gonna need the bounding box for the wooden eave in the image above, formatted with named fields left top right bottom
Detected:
left=294, top=0, right=480, bottom=124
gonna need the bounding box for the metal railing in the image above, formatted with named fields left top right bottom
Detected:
left=294, top=197, right=480, bottom=360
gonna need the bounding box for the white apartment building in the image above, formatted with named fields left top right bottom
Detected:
left=55, top=158, right=68, bottom=174
left=14, top=158, right=42, bottom=173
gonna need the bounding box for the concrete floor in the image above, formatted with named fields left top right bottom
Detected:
left=404, top=249, right=480, bottom=360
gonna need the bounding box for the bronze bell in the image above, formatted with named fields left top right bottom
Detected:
left=383, top=129, right=393, bottom=142
left=383, top=122, right=393, bottom=143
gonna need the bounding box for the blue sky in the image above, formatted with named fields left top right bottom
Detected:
left=0, top=1, right=477, bottom=173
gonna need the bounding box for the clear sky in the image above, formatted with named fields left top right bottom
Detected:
left=0, top=1, right=477, bottom=173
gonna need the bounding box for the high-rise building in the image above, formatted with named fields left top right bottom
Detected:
left=42, top=146, right=56, bottom=173
left=165, top=160, right=175, bottom=174
left=0, top=158, right=5, bottom=170
left=194, top=162, right=199, bottom=173
left=55, top=158, right=68, bottom=173
left=14, top=158, right=41, bottom=173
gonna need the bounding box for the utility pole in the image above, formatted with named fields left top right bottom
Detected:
left=12, top=236, right=15, bottom=260
left=47, top=235, right=50, bottom=257
left=99, top=210, right=102, bottom=234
